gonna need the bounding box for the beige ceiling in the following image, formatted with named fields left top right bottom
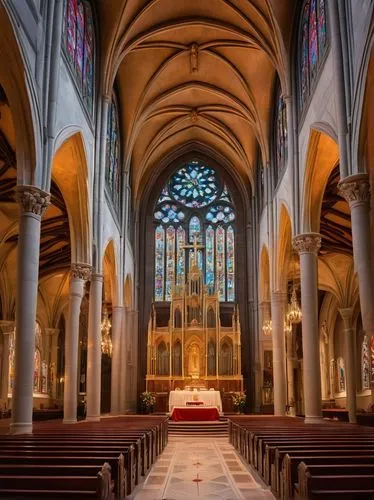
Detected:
left=97, top=0, right=296, bottom=200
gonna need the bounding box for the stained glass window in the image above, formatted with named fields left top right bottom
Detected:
left=205, top=225, right=215, bottom=289
left=153, top=160, right=235, bottom=302
left=165, top=226, right=176, bottom=301
left=176, top=227, right=186, bottom=286
left=216, top=226, right=226, bottom=300
left=154, top=226, right=165, bottom=301
left=275, top=87, right=288, bottom=171
left=298, top=0, right=328, bottom=111
left=105, top=93, right=121, bottom=211
left=226, top=226, right=235, bottom=302
left=63, top=0, right=95, bottom=115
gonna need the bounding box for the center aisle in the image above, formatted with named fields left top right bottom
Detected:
left=130, top=436, right=275, bottom=500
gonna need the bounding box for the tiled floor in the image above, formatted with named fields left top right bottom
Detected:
left=130, top=436, right=275, bottom=500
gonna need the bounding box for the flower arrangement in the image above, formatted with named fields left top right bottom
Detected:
left=232, top=391, right=246, bottom=413
left=140, top=391, right=156, bottom=413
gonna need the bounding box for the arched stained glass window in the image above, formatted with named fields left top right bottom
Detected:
left=105, top=93, right=121, bottom=211
left=165, top=226, right=176, bottom=301
left=154, top=226, right=165, bottom=301
left=153, top=160, right=236, bottom=302
left=275, top=86, right=288, bottom=171
left=63, top=0, right=95, bottom=114
left=298, top=0, right=328, bottom=111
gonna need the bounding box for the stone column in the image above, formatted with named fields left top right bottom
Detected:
left=110, top=306, right=123, bottom=414
left=63, top=264, right=91, bottom=424
left=11, top=186, right=50, bottom=434
left=339, top=308, right=357, bottom=423
left=0, top=322, right=14, bottom=401
left=270, top=292, right=287, bottom=415
left=119, top=307, right=129, bottom=413
left=45, top=328, right=59, bottom=400
left=338, top=174, right=374, bottom=395
left=286, top=326, right=296, bottom=416
left=86, top=273, right=103, bottom=422
left=130, top=310, right=139, bottom=410
left=293, top=233, right=322, bottom=423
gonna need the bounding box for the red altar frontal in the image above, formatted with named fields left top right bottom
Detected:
left=171, top=406, right=220, bottom=421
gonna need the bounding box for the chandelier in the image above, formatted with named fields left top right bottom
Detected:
left=262, top=319, right=272, bottom=336
left=287, top=287, right=302, bottom=324
left=284, top=320, right=292, bottom=335
left=101, top=305, right=113, bottom=357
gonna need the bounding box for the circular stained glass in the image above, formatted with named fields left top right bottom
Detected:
left=169, top=162, right=220, bottom=208
left=206, top=204, right=235, bottom=224
left=154, top=202, right=185, bottom=224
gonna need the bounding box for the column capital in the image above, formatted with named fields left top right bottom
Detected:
left=339, top=307, right=354, bottom=329
left=45, top=328, right=59, bottom=336
left=91, top=273, right=104, bottom=282
left=71, top=263, right=92, bottom=281
left=16, top=185, right=50, bottom=217
left=338, top=173, right=370, bottom=208
left=293, top=233, right=321, bottom=255
left=271, top=291, right=287, bottom=303
left=0, top=320, right=14, bottom=335
left=103, top=94, right=112, bottom=104
left=112, top=305, right=125, bottom=313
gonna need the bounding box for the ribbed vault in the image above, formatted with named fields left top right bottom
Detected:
left=96, top=0, right=295, bottom=199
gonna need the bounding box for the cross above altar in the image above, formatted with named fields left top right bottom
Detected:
left=182, top=233, right=205, bottom=266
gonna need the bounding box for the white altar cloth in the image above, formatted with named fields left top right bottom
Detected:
left=168, top=390, right=222, bottom=412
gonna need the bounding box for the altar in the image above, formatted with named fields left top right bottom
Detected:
left=168, top=389, right=222, bottom=413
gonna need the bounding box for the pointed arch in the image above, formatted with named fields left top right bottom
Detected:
left=259, top=245, right=270, bottom=302
left=51, top=131, right=91, bottom=265
left=276, top=204, right=292, bottom=292
left=301, top=129, right=339, bottom=233
left=103, top=240, right=119, bottom=306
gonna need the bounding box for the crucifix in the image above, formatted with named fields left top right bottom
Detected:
left=182, top=233, right=205, bottom=268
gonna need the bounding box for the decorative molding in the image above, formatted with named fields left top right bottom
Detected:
left=293, top=233, right=321, bottom=255
left=0, top=320, right=15, bottom=335
left=71, top=263, right=92, bottom=281
left=338, top=173, right=370, bottom=208
left=16, top=186, right=51, bottom=217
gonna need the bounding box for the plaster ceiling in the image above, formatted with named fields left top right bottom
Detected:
left=97, top=0, right=296, bottom=199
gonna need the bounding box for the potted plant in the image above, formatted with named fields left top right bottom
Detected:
left=140, top=391, right=156, bottom=414
left=232, top=391, right=246, bottom=414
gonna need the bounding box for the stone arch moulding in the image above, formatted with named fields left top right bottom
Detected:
left=0, top=4, right=41, bottom=186
left=102, top=239, right=119, bottom=306
left=301, top=128, right=339, bottom=233
left=51, top=131, right=92, bottom=266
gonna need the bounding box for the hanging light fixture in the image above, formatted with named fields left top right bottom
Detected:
left=287, top=287, right=302, bottom=324
left=284, top=319, right=292, bottom=335
left=101, top=304, right=113, bottom=357
left=262, top=319, right=272, bottom=336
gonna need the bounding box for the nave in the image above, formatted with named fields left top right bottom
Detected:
left=0, top=414, right=374, bottom=499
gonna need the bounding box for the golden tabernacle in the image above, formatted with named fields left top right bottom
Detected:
left=146, top=238, right=243, bottom=393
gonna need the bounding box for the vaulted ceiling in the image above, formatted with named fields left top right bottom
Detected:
left=96, top=0, right=296, bottom=199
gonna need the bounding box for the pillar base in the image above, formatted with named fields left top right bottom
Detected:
left=9, top=422, right=33, bottom=434
left=304, top=416, right=324, bottom=424
left=63, top=418, right=77, bottom=424
left=85, top=416, right=100, bottom=422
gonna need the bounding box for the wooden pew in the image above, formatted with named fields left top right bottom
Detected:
left=296, top=461, right=374, bottom=499
left=280, top=454, right=374, bottom=499
left=0, top=462, right=114, bottom=500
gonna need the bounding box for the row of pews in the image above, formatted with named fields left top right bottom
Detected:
left=228, top=416, right=374, bottom=499
left=0, top=415, right=168, bottom=499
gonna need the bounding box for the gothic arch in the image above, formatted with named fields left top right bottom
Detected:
left=259, top=245, right=270, bottom=302
left=301, top=129, right=339, bottom=233
left=51, top=132, right=91, bottom=265
left=0, top=4, right=41, bottom=186
left=103, top=240, right=118, bottom=306
left=124, top=274, right=133, bottom=310
left=275, top=204, right=292, bottom=292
